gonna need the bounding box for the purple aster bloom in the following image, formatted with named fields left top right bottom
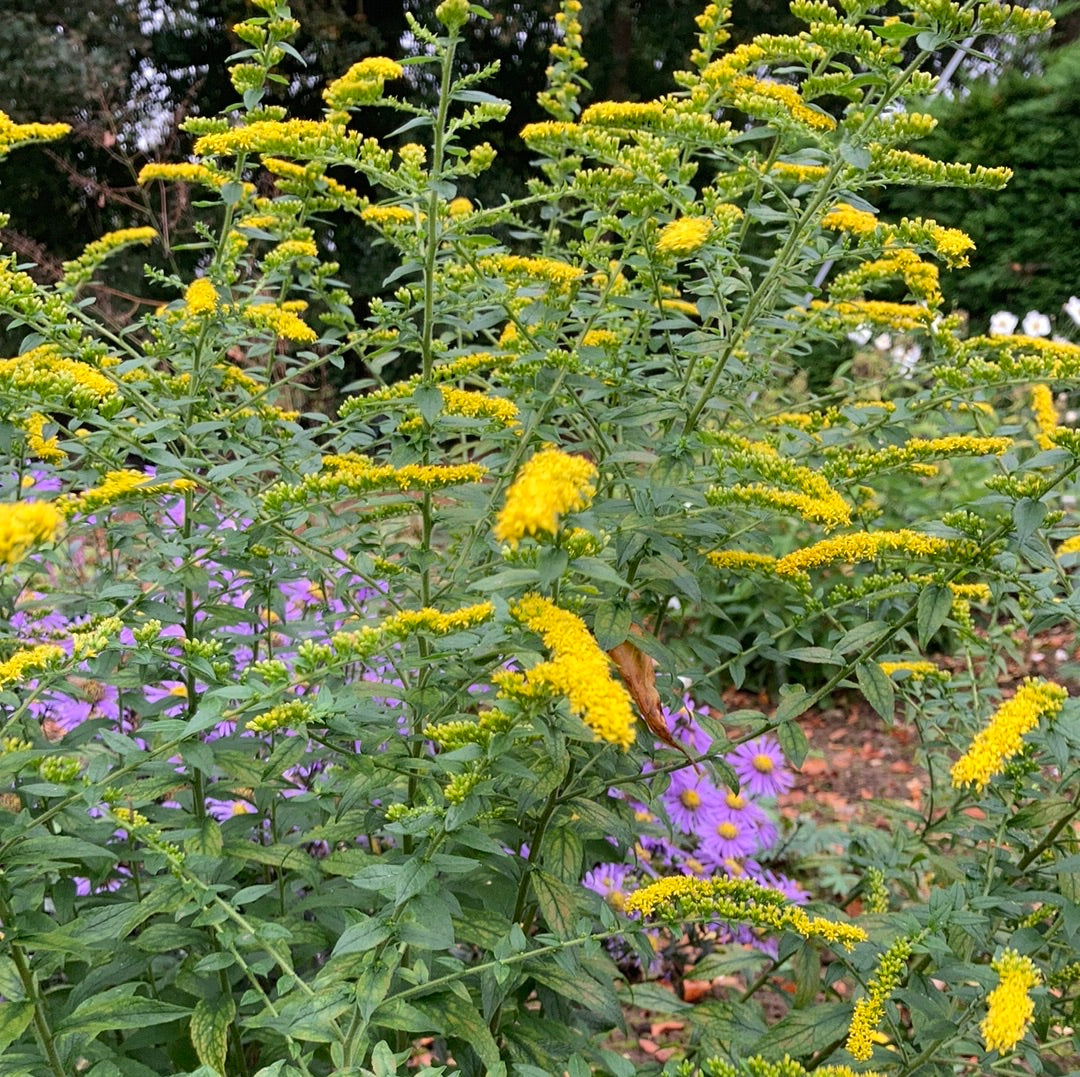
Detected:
left=716, top=789, right=777, bottom=851
left=698, top=816, right=760, bottom=867
left=583, top=862, right=633, bottom=912
left=668, top=695, right=713, bottom=755
left=661, top=766, right=724, bottom=835
left=727, top=736, right=794, bottom=798
left=205, top=797, right=257, bottom=823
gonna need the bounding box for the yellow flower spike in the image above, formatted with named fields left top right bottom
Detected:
left=509, top=594, right=635, bottom=749
left=184, top=278, right=219, bottom=317
left=0, top=643, right=65, bottom=688
left=61, top=470, right=197, bottom=519
left=879, top=660, right=947, bottom=681
left=655, top=216, right=712, bottom=258
left=1031, top=384, right=1057, bottom=449
left=494, top=445, right=597, bottom=548
left=0, top=501, right=63, bottom=566
left=625, top=874, right=866, bottom=950
left=847, top=935, right=915, bottom=1062
left=981, top=950, right=1041, bottom=1054
left=0, top=110, right=70, bottom=157
left=951, top=678, right=1067, bottom=791
left=776, top=529, right=970, bottom=577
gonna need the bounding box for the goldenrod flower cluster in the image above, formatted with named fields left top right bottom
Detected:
left=0, top=500, right=63, bottom=565
left=0, top=344, right=117, bottom=412
left=768, top=161, right=830, bottom=185
left=239, top=300, right=317, bottom=343
left=830, top=249, right=942, bottom=307
left=61, top=227, right=157, bottom=290
left=329, top=602, right=494, bottom=663
left=870, top=146, right=1011, bottom=193
left=824, top=435, right=1011, bottom=482
left=822, top=204, right=976, bottom=268
left=706, top=549, right=781, bottom=573
left=951, top=678, right=1067, bottom=791
left=731, top=75, right=836, bottom=132
left=1058, top=534, right=1080, bottom=556
left=478, top=254, right=582, bottom=290
left=323, top=57, right=403, bottom=111
left=539, top=0, right=587, bottom=121
left=811, top=299, right=935, bottom=332
left=111, top=806, right=185, bottom=865
left=399, top=386, right=520, bottom=432
left=0, top=643, right=64, bottom=688
left=879, top=660, right=947, bottom=681
left=193, top=118, right=356, bottom=160
left=246, top=699, right=315, bottom=733
left=0, top=110, right=69, bottom=157
left=776, top=529, right=968, bottom=577
left=137, top=162, right=252, bottom=195
left=624, top=874, right=867, bottom=950
left=700, top=1057, right=883, bottom=1077
left=947, top=335, right=1080, bottom=388
left=507, top=593, right=636, bottom=749
left=847, top=935, right=914, bottom=1062
left=263, top=453, right=487, bottom=511
left=656, top=216, right=712, bottom=257
left=1031, top=384, right=1058, bottom=449
left=427, top=709, right=512, bottom=751
left=981, top=950, right=1041, bottom=1053
left=19, top=413, right=66, bottom=464
left=61, top=470, right=197, bottom=519
left=184, top=278, right=219, bottom=316
left=494, top=445, right=597, bottom=548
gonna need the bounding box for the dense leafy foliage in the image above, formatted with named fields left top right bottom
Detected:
left=3, top=1, right=1080, bottom=1076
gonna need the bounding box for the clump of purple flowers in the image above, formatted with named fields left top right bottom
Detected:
left=584, top=701, right=803, bottom=957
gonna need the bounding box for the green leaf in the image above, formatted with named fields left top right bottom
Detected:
left=0, top=1001, right=34, bottom=1053
left=423, top=991, right=501, bottom=1069
left=397, top=894, right=455, bottom=950
left=539, top=825, right=583, bottom=884
left=184, top=816, right=224, bottom=857
left=592, top=601, right=631, bottom=651
left=331, top=915, right=391, bottom=957
left=411, top=385, right=444, bottom=424
left=749, top=1001, right=851, bottom=1058
left=777, top=720, right=809, bottom=768
left=1013, top=497, right=1047, bottom=543
left=917, top=583, right=952, bottom=648
left=856, top=661, right=895, bottom=722
left=529, top=958, right=622, bottom=1028
left=774, top=685, right=810, bottom=724
left=190, top=994, right=235, bottom=1074
left=531, top=868, right=584, bottom=940
left=57, top=987, right=189, bottom=1037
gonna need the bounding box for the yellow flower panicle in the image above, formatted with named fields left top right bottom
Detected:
left=246, top=699, right=316, bottom=733
left=656, top=216, right=712, bottom=257
left=1031, top=384, right=1058, bottom=449
left=624, top=874, right=867, bottom=950
left=240, top=300, right=317, bottom=343
left=951, top=678, right=1067, bottom=791
left=20, top=413, right=66, bottom=464
left=1058, top=534, right=1080, bottom=557
left=323, top=57, right=403, bottom=111
left=0, top=345, right=117, bottom=411
left=0, top=501, right=63, bottom=566
left=62, top=470, right=197, bottom=519
left=0, top=643, right=64, bottom=688
left=494, top=445, right=597, bottom=548
left=981, top=950, right=1041, bottom=1054
left=184, top=278, right=219, bottom=316
left=61, top=227, right=157, bottom=289
left=508, top=594, right=635, bottom=750
left=879, top=660, right=947, bottom=681
left=263, top=453, right=488, bottom=511
left=847, top=935, right=915, bottom=1062
left=706, top=549, right=779, bottom=573
left=776, top=529, right=967, bottom=577
left=329, top=602, right=494, bottom=662
left=399, top=387, right=519, bottom=432
left=0, top=111, right=70, bottom=157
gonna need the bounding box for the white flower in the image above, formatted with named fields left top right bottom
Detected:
left=847, top=325, right=872, bottom=346
left=873, top=333, right=892, bottom=352
left=1022, top=310, right=1051, bottom=337
left=989, top=310, right=1018, bottom=336
left=891, top=343, right=921, bottom=377
left=1064, top=296, right=1080, bottom=328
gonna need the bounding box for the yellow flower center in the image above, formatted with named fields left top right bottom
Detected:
left=680, top=789, right=702, bottom=809
left=752, top=752, right=774, bottom=774
left=718, top=822, right=739, bottom=840
left=725, top=792, right=746, bottom=809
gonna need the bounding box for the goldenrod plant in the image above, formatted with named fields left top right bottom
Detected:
left=1, top=0, right=1079, bottom=1074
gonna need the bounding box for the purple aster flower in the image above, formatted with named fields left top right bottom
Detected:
left=698, top=816, right=760, bottom=867
left=727, top=736, right=794, bottom=798
left=716, top=789, right=778, bottom=851
left=661, top=766, right=724, bottom=835
left=205, top=797, right=257, bottom=823
left=583, top=862, right=633, bottom=912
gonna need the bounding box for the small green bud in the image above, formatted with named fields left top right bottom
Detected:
left=435, top=0, right=470, bottom=31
